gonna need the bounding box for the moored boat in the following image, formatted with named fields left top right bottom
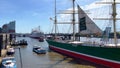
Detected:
left=1, top=57, right=17, bottom=68
left=11, top=39, right=28, bottom=46
left=39, top=37, right=44, bottom=42
left=7, top=47, right=15, bottom=55
left=33, top=45, right=46, bottom=54
left=18, top=39, right=28, bottom=45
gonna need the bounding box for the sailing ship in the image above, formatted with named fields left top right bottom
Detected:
left=30, top=26, right=44, bottom=42
left=46, top=0, right=120, bottom=67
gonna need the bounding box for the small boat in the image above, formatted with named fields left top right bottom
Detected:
left=1, top=57, right=17, bottom=68
left=11, top=40, right=18, bottom=46
left=39, top=37, right=44, bottom=42
left=18, top=39, right=28, bottom=45
left=12, top=39, right=28, bottom=46
left=7, top=47, right=15, bottom=55
left=33, top=46, right=46, bottom=54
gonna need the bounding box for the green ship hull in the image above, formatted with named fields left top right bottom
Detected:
left=47, top=39, right=120, bottom=67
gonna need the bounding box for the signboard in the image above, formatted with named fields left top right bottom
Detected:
left=79, top=17, right=86, bottom=31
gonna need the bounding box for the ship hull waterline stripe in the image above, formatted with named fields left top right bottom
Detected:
left=49, top=45, right=120, bottom=68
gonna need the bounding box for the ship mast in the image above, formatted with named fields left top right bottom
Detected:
left=55, top=0, right=57, bottom=37
left=72, top=0, right=75, bottom=41
left=94, top=0, right=120, bottom=47
left=112, top=0, right=117, bottom=46
left=54, top=0, right=76, bottom=41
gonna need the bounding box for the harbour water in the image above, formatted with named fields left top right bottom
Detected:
left=14, top=37, right=107, bottom=68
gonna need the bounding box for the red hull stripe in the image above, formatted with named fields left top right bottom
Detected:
left=49, top=46, right=120, bottom=68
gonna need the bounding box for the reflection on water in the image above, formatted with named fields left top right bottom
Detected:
left=14, top=37, right=104, bottom=68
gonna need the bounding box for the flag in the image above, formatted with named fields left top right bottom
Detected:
left=79, top=17, right=86, bottom=31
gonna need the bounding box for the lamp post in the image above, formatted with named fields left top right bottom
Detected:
left=16, top=46, right=23, bottom=68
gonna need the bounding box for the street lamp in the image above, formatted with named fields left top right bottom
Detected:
left=15, top=46, right=23, bottom=68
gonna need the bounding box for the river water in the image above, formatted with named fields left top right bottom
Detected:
left=14, top=37, right=107, bottom=68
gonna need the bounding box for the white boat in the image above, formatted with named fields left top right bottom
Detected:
left=33, top=45, right=46, bottom=54
left=30, top=26, right=44, bottom=41
left=1, top=57, right=17, bottom=68
left=7, top=47, right=15, bottom=55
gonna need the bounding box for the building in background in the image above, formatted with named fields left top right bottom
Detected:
left=8, top=21, right=16, bottom=33
left=2, top=24, right=8, bottom=33
left=0, top=28, right=2, bottom=33
left=0, top=21, right=15, bottom=56
left=1, top=21, right=16, bottom=33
